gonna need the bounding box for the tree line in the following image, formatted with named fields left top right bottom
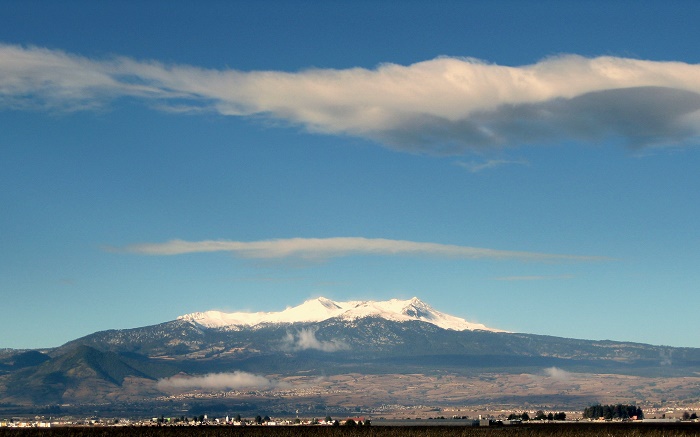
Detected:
left=507, top=411, right=566, bottom=421
left=582, top=404, right=643, bottom=420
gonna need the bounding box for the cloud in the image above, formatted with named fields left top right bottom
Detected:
left=156, top=371, right=282, bottom=391
left=120, top=237, right=608, bottom=262
left=494, top=275, right=574, bottom=281
left=659, top=349, right=673, bottom=366
left=456, top=158, right=529, bottom=173
left=282, top=328, right=349, bottom=352
left=543, top=367, right=572, bottom=381
left=2, top=43, right=700, bottom=152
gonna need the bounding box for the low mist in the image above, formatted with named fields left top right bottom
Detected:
left=282, top=327, right=350, bottom=352
left=157, top=371, right=283, bottom=392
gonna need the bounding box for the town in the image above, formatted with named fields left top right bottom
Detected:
left=3, top=405, right=699, bottom=429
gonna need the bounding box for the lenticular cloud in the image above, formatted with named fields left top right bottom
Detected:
left=122, top=237, right=609, bottom=262
left=2, top=43, right=700, bottom=152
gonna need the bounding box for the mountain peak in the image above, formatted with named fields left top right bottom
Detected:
left=314, top=296, right=342, bottom=310
left=405, top=296, right=425, bottom=308
left=178, top=296, right=503, bottom=332
left=401, top=297, right=432, bottom=319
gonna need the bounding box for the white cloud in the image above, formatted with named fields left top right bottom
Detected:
left=121, top=237, right=608, bottom=262
left=543, top=367, right=572, bottom=381
left=156, top=371, right=282, bottom=391
left=494, top=275, right=574, bottom=281
left=2, top=43, right=700, bottom=152
left=282, top=328, right=349, bottom=352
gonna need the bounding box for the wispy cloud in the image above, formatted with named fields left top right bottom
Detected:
left=119, top=237, right=609, bottom=262
left=282, top=328, right=349, bottom=352
left=494, top=275, right=575, bottom=281
left=456, top=159, right=529, bottom=173
left=2, top=43, right=700, bottom=152
left=156, top=371, right=283, bottom=391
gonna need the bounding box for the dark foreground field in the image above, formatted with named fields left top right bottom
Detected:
left=3, top=424, right=700, bottom=437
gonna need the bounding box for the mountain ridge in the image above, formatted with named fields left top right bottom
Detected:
left=178, top=296, right=503, bottom=332
left=3, top=295, right=700, bottom=413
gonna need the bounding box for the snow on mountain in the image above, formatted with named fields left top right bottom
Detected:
left=178, top=297, right=504, bottom=332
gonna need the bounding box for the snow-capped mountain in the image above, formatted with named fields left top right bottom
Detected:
left=12, top=296, right=700, bottom=412
left=178, top=296, right=503, bottom=332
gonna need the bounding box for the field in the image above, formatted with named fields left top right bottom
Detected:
left=3, top=424, right=700, bottom=437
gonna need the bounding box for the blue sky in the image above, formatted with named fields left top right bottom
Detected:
left=1, top=0, right=699, bottom=349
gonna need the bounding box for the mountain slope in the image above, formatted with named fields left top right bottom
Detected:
left=0, top=350, right=50, bottom=372
left=58, top=313, right=700, bottom=377
left=2, top=345, right=176, bottom=404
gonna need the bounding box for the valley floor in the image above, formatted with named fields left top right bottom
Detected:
left=154, top=371, right=700, bottom=414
